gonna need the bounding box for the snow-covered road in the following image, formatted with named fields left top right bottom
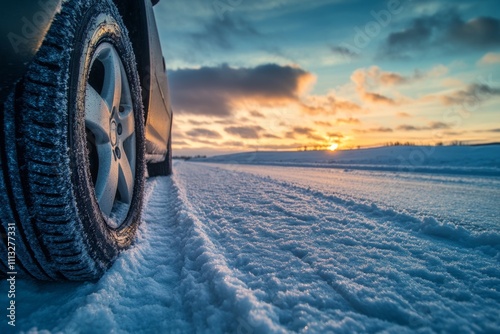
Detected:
left=2, top=161, right=499, bottom=333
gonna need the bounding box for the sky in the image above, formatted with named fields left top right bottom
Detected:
left=153, top=0, right=500, bottom=156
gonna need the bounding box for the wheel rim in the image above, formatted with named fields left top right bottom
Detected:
left=84, top=42, right=136, bottom=227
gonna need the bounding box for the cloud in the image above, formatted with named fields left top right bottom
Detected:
left=263, top=133, right=281, bottom=139
left=188, top=120, right=211, bottom=126
left=327, top=132, right=344, bottom=138
left=299, top=95, right=362, bottom=115
left=353, top=127, right=393, bottom=133
left=315, top=121, right=332, bottom=127
left=169, top=63, right=315, bottom=116
left=352, top=66, right=496, bottom=108
left=300, top=105, right=331, bottom=115
left=351, top=65, right=446, bottom=89
left=447, top=16, right=500, bottom=47
left=475, top=128, right=500, bottom=133
left=247, top=143, right=304, bottom=151
left=308, top=134, right=325, bottom=141
left=331, top=45, right=359, bottom=59
left=225, top=126, right=264, bottom=139
left=428, top=121, right=452, bottom=130
left=172, top=140, right=189, bottom=146
left=442, top=131, right=466, bottom=136
left=478, top=52, right=500, bottom=65
left=215, top=119, right=237, bottom=125
left=186, top=128, right=222, bottom=139
left=439, top=83, right=500, bottom=106
left=249, top=110, right=265, bottom=118
left=396, top=122, right=451, bottom=131
left=362, top=92, right=396, bottom=105
left=334, top=99, right=362, bottom=112
left=396, top=125, right=419, bottom=131
left=336, top=117, right=361, bottom=124
left=222, top=141, right=245, bottom=147
left=293, top=127, right=315, bottom=135
left=397, top=112, right=412, bottom=118
left=381, top=11, right=500, bottom=58
left=285, top=126, right=321, bottom=139
left=189, top=16, right=259, bottom=50
left=351, top=67, right=401, bottom=105
left=186, top=138, right=219, bottom=145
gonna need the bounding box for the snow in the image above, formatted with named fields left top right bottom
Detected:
left=2, top=147, right=500, bottom=333
left=198, top=145, right=500, bottom=176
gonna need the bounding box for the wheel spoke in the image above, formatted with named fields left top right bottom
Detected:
left=85, top=85, right=110, bottom=144
left=101, top=47, right=122, bottom=112
left=94, top=144, right=119, bottom=216
left=118, top=147, right=134, bottom=204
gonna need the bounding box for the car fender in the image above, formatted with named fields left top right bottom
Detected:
left=115, top=0, right=172, bottom=159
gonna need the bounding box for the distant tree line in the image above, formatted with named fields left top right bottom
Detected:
left=385, top=141, right=468, bottom=147
left=173, top=155, right=207, bottom=160
left=297, top=145, right=333, bottom=151
left=385, top=141, right=417, bottom=147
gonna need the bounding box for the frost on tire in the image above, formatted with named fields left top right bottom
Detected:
left=0, top=0, right=145, bottom=280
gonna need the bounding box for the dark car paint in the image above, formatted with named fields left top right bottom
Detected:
left=0, top=0, right=60, bottom=102
left=0, top=0, right=171, bottom=159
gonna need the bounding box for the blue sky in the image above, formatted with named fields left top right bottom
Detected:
left=154, top=0, right=500, bottom=155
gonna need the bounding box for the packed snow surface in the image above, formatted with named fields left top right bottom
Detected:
left=2, top=152, right=500, bottom=333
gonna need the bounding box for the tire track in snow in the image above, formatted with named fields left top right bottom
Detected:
left=1, top=177, right=192, bottom=333
left=171, top=166, right=286, bottom=334
left=173, top=162, right=500, bottom=333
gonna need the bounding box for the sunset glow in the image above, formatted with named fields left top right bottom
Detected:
left=328, top=143, right=339, bottom=151
left=154, top=0, right=500, bottom=156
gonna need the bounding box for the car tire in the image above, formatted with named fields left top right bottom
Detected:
left=0, top=0, right=145, bottom=280
left=147, top=133, right=173, bottom=177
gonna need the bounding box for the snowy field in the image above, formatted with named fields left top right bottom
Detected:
left=200, top=145, right=500, bottom=176
left=1, top=146, right=500, bottom=333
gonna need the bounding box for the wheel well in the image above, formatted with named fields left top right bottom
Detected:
left=113, top=0, right=151, bottom=120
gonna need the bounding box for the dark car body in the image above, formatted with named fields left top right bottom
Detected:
left=0, top=0, right=172, bottom=162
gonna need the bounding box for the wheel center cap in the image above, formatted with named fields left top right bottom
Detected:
left=110, top=120, right=117, bottom=146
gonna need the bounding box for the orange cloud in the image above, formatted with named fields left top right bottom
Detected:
left=249, top=110, right=265, bottom=118
left=169, top=63, right=315, bottom=117
left=396, top=122, right=451, bottom=131
left=186, top=128, right=222, bottom=139
left=361, top=92, right=396, bottom=105
left=336, top=117, right=361, bottom=124
left=478, top=52, right=500, bottom=65
left=354, top=127, right=393, bottom=133
left=351, top=65, right=448, bottom=105
left=315, top=121, right=332, bottom=127
left=225, top=126, right=264, bottom=139
left=396, top=112, right=412, bottom=118
left=300, top=95, right=362, bottom=115
left=351, top=67, right=397, bottom=105
left=328, top=132, right=344, bottom=138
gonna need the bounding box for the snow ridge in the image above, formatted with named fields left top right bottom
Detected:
left=173, top=169, right=285, bottom=333
left=283, top=181, right=500, bottom=254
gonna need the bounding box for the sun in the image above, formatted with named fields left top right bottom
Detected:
left=328, top=143, right=339, bottom=151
